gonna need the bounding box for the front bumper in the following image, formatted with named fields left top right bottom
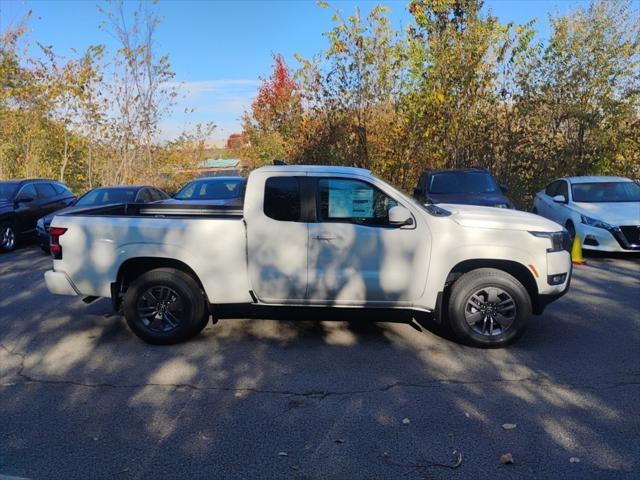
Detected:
left=577, top=223, right=640, bottom=252
left=534, top=261, right=572, bottom=315
left=532, top=250, right=572, bottom=315
left=44, top=270, right=79, bottom=296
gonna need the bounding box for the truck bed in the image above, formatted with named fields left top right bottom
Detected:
left=50, top=203, right=252, bottom=303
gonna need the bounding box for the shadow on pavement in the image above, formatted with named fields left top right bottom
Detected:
left=0, top=246, right=639, bottom=479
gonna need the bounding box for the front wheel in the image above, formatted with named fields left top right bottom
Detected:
left=123, top=268, right=210, bottom=345
left=447, top=268, right=532, bottom=348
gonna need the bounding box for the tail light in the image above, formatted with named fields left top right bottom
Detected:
left=49, top=227, right=67, bottom=260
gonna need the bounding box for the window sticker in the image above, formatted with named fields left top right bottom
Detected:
left=328, top=180, right=374, bottom=218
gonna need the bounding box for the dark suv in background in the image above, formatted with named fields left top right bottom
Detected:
left=0, top=179, right=76, bottom=252
left=413, top=168, right=514, bottom=209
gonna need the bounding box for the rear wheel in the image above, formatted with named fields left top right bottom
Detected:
left=0, top=222, right=16, bottom=252
left=123, top=268, right=209, bottom=345
left=447, top=268, right=532, bottom=348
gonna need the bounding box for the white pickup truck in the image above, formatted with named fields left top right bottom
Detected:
left=45, top=165, right=572, bottom=347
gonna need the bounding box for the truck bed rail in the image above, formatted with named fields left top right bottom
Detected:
left=58, top=202, right=244, bottom=219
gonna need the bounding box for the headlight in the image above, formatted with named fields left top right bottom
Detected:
left=37, top=218, right=44, bottom=229
left=580, top=215, right=614, bottom=230
left=495, top=203, right=509, bottom=209
left=529, top=230, right=570, bottom=252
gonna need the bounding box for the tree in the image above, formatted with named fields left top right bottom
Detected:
left=240, top=54, right=301, bottom=167
left=293, top=4, right=408, bottom=181
left=99, top=0, right=177, bottom=184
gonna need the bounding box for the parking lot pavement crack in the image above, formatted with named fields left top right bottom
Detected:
left=0, top=343, right=28, bottom=385
left=3, top=369, right=638, bottom=396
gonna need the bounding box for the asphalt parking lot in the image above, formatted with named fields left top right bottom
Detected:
left=1, top=244, right=639, bottom=480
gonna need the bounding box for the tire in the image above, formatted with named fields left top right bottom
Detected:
left=447, top=268, right=532, bottom=348
left=123, top=268, right=210, bottom=345
left=0, top=222, right=17, bottom=253
left=566, top=221, right=576, bottom=240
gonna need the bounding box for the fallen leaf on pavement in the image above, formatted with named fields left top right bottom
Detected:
left=335, top=438, right=345, bottom=444
left=569, top=457, right=580, bottom=463
left=402, top=418, right=411, bottom=425
left=500, top=453, right=514, bottom=464
left=290, top=465, right=300, bottom=470
left=277, top=452, right=288, bottom=457
left=502, top=423, right=517, bottom=430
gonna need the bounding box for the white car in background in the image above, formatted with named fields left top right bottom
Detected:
left=532, top=176, right=640, bottom=252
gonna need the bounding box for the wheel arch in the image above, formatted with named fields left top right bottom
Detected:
left=443, top=259, right=541, bottom=315
left=113, top=257, right=209, bottom=311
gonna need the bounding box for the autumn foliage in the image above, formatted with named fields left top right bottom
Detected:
left=239, top=0, right=640, bottom=207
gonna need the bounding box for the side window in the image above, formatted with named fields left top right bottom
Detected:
left=318, top=178, right=397, bottom=226
left=148, top=189, right=161, bottom=201
left=52, top=183, right=72, bottom=196
left=557, top=181, right=569, bottom=199
left=136, top=189, right=152, bottom=203
left=155, top=189, right=170, bottom=200
left=18, top=183, right=37, bottom=200
left=545, top=181, right=560, bottom=196
left=264, top=177, right=300, bottom=222
left=35, top=183, right=57, bottom=198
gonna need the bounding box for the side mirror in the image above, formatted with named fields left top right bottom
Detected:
left=499, top=184, right=509, bottom=193
left=552, top=194, right=567, bottom=204
left=389, top=205, right=413, bottom=226
left=16, top=193, right=35, bottom=203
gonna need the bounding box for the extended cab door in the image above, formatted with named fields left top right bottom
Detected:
left=306, top=177, right=430, bottom=305
left=245, top=174, right=309, bottom=303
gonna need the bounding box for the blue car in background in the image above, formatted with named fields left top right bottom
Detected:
left=37, top=185, right=170, bottom=251
left=163, top=176, right=246, bottom=207
left=413, top=168, right=515, bottom=209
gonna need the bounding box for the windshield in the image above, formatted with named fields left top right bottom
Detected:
left=75, top=188, right=138, bottom=206
left=0, top=182, right=19, bottom=201
left=175, top=178, right=245, bottom=200
left=572, top=182, right=640, bottom=203
left=429, top=172, right=499, bottom=195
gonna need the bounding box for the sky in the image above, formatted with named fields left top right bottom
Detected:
left=0, top=0, right=591, bottom=143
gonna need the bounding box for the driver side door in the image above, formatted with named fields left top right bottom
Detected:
left=306, top=177, right=429, bottom=305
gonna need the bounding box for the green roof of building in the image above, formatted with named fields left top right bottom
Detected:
left=200, top=158, right=239, bottom=168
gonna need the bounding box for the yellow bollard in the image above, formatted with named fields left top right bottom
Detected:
left=571, top=234, right=586, bottom=265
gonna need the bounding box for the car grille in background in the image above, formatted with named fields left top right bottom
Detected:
left=619, top=226, right=640, bottom=246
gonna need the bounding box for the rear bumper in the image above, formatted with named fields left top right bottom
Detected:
left=44, top=270, right=79, bottom=296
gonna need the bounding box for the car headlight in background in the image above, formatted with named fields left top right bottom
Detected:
left=580, top=215, right=614, bottom=230
left=36, top=218, right=44, bottom=230
left=529, top=230, right=571, bottom=252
